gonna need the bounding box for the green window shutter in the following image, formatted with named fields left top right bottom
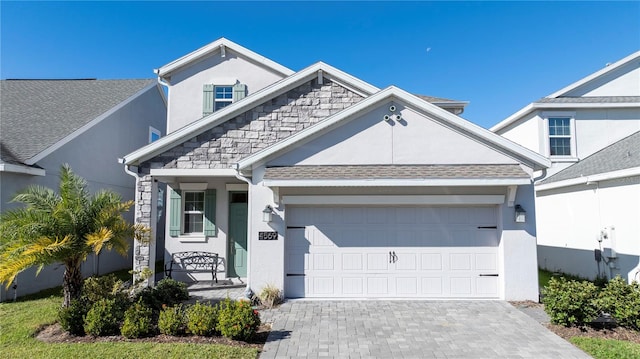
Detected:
left=203, top=84, right=214, bottom=116
left=233, top=83, right=246, bottom=101
left=204, top=189, right=217, bottom=237
left=169, top=188, right=182, bottom=237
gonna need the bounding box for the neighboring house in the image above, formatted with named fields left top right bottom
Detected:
left=123, top=38, right=549, bottom=301
left=491, top=51, right=640, bottom=282
left=0, top=79, right=167, bottom=301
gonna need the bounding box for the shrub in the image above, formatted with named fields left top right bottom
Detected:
left=542, top=277, right=599, bottom=327
left=158, top=304, right=186, bottom=336
left=258, top=284, right=282, bottom=308
left=134, top=287, right=161, bottom=312
left=154, top=278, right=189, bottom=307
left=217, top=298, right=261, bottom=341
left=597, top=276, right=640, bottom=330
left=185, top=302, right=218, bottom=336
left=84, top=298, right=125, bottom=336
left=121, top=301, right=154, bottom=338
left=58, top=298, right=90, bottom=335
left=83, top=274, right=127, bottom=303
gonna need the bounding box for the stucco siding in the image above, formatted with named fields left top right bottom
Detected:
left=536, top=176, right=640, bottom=281
left=574, top=108, right=640, bottom=159
left=167, top=52, right=287, bottom=133
left=269, top=102, right=518, bottom=166
left=564, top=63, right=640, bottom=97
left=496, top=111, right=542, bottom=154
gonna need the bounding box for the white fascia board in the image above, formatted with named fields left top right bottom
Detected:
left=263, top=178, right=531, bottom=187
left=150, top=168, right=237, bottom=177
left=282, top=195, right=505, bottom=206
left=155, top=38, right=294, bottom=78
left=26, top=83, right=158, bottom=166
left=123, top=62, right=379, bottom=166
left=491, top=102, right=640, bottom=133
left=238, top=86, right=550, bottom=171
left=536, top=167, right=640, bottom=191
left=0, top=163, right=46, bottom=176
left=547, top=51, right=640, bottom=98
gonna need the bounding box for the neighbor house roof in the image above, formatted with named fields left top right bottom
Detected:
left=155, top=37, right=295, bottom=79
left=540, top=131, right=640, bottom=185
left=491, top=51, right=640, bottom=133
left=0, top=79, right=155, bottom=166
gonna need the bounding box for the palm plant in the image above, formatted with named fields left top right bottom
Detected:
left=0, top=164, right=148, bottom=307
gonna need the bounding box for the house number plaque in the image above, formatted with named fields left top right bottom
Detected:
left=258, top=231, right=278, bottom=240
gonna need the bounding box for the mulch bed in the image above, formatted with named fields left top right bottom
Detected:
left=36, top=322, right=270, bottom=349
left=510, top=300, right=640, bottom=344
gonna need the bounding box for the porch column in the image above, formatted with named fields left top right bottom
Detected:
left=133, top=168, right=157, bottom=287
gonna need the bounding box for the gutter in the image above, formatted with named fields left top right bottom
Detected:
left=536, top=167, right=640, bottom=191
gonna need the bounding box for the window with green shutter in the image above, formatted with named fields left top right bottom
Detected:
left=202, top=83, right=246, bottom=116
left=168, top=187, right=216, bottom=237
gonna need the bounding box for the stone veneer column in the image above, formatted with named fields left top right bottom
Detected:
left=132, top=165, right=156, bottom=286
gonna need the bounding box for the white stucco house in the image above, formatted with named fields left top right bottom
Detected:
left=491, top=51, right=640, bottom=282
left=0, top=79, right=167, bottom=301
left=122, top=38, right=550, bottom=301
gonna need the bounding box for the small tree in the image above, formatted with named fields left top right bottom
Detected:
left=0, top=164, right=148, bottom=307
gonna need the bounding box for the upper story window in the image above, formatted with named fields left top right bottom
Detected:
left=214, top=86, right=233, bottom=111
left=203, top=83, right=247, bottom=116
left=548, top=117, right=571, bottom=156
left=544, top=113, right=576, bottom=159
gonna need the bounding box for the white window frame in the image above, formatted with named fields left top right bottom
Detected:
left=149, top=126, right=161, bottom=143
left=214, top=85, right=233, bottom=111
left=542, top=112, right=577, bottom=161
left=181, top=191, right=205, bottom=235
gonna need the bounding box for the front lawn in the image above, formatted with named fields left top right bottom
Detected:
left=0, top=294, right=259, bottom=359
left=571, top=337, right=640, bottom=359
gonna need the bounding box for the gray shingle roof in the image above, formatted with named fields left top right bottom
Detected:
left=414, top=94, right=466, bottom=103
left=541, top=131, right=640, bottom=184
left=264, top=164, right=529, bottom=181
left=536, top=96, right=640, bottom=104
left=0, top=79, right=154, bottom=163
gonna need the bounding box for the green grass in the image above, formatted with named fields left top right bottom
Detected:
left=571, top=337, right=640, bottom=359
left=0, top=290, right=258, bottom=359
left=538, top=268, right=590, bottom=289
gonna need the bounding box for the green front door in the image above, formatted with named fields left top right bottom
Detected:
left=228, top=192, right=248, bottom=278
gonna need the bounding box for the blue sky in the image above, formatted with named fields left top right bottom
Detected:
left=2, top=1, right=639, bottom=128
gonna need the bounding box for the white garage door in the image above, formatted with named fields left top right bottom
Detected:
left=285, top=206, right=499, bottom=298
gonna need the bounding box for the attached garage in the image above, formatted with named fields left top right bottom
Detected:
left=284, top=205, right=500, bottom=299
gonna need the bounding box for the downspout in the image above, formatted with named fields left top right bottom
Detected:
left=234, top=164, right=254, bottom=297
left=121, top=160, right=143, bottom=284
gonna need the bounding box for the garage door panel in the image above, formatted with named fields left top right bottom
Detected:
left=285, top=205, right=499, bottom=299
left=342, top=253, right=363, bottom=270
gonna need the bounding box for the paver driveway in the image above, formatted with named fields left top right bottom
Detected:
left=259, top=301, right=590, bottom=359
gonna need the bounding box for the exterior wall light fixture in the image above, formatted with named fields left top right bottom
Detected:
left=263, top=205, right=274, bottom=223
left=515, top=204, right=526, bottom=223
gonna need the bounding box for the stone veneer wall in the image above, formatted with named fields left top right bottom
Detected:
left=132, top=78, right=364, bottom=280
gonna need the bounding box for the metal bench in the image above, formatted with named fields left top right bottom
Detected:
left=164, top=251, right=219, bottom=283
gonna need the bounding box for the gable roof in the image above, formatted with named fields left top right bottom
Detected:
left=122, top=62, right=380, bottom=166
left=155, top=38, right=294, bottom=80
left=237, top=86, right=550, bottom=171
left=0, top=79, right=156, bottom=165
left=540, top=131, right=640, bottom=185
left=491, top=51, right=640, bottom=133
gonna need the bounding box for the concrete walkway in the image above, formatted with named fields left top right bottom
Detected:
left=258, top=301, right=590, bottom=359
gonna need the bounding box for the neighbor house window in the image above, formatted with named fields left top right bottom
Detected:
left=183, top=191, right=205, bottom=234
left=149, top=126, right=161, bottom=143
left=202, top=83, right=246, bottom=116
left=548, top=117, right=573, bottom=156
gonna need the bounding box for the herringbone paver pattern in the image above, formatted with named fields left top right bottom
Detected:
left=259, top=301, right=590, bottom=359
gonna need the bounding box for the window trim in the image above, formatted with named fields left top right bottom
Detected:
left=542, top=112, right=577, bottom=161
